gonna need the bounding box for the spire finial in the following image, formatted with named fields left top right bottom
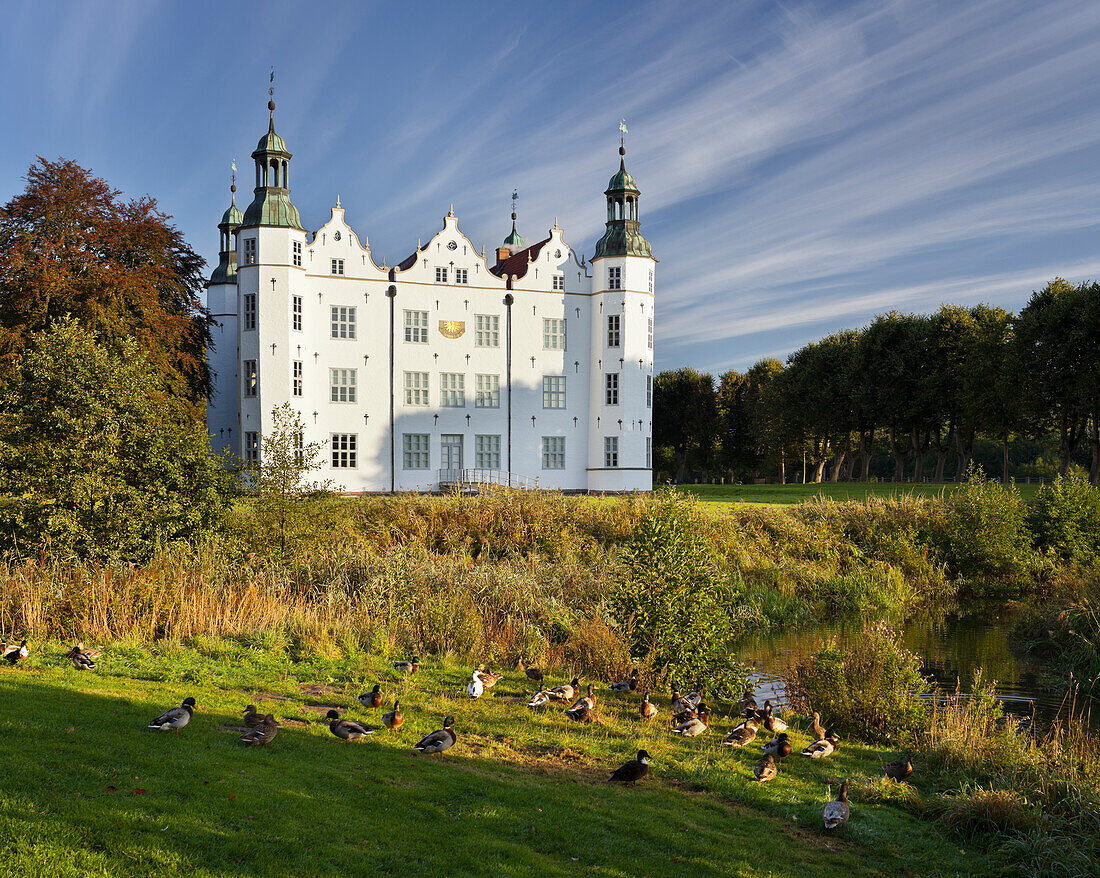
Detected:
left=230, top=159, right=237, bottom=200
left=618, top=118, right=628, bottom=166
left=267, top=67, right=276, bottom=122
left=336, top=194, right=341, bottom=208
left=449, top=203, right=454, bottom=217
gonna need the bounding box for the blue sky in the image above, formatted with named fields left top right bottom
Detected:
left=3, top=0, right=1100, bottom=375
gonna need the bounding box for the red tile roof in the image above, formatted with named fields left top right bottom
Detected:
left=490, top=237, right=551, bottom=281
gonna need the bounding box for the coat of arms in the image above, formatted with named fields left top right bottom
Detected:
left=439, top=320, right=465, bottom=339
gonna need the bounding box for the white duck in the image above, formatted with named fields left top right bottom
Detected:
left=467, top=668, right=485, bottom=699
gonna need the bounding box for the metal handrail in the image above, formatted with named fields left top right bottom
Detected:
left=437, top=468, right=540, bottom=490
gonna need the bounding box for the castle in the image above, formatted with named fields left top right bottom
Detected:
left=206, top=98, right=655, bottom=492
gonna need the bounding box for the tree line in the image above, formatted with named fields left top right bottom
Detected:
left=654, top=279, right=1100, bottom=486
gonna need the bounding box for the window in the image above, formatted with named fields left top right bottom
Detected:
left=648, top=269, right=654, bottom=293
left=647, top=317, right=653, bottom=349
left=331, top=306, right=356, bottom=339
left=542, top=436, right=565, bottom=469
left=332, top=433, right=357, bottom=468
left=475, top=314, right=499, bottom=348
left=605, top=372, right=619, bottom=405
left=475, top=434, right=500, bottom=469
left=440, top=372, right=465, bottom=407
left=293, top=360, right=303, bottom=397
left=608, top=266, right=621, bottom=290
left=294, top=431, right=304, bottom=466
left=293, top=240, right=302, bottom=267
left=604, top=436, right=619, bottom=468
left=435, top=267, right=447, bottom=283
left=552, top=273, right=564, bottom=291
left=475, top=373, right=499, bottom=408
left=455, top=268, right=468, bottom=284
left=330, top=368, right=357, bottom=403
left=404, top=371, right=429, bottom=406
left=542, top=376, right=566, bottom=409
left=331, top=258, right=344, bottom=276
left=403, top=433, right=430, bottom=469
left=646, top=437, right=652, bottom=469
left=404, top=310, right=428, bottom=343
left=292, top=295, right=302, bottom=331
left=243, top=359, right=258, bottom=397
left=646, top=374, right=652, bottom=407
left=244, top=431, right=259, bottom=464
left=543, top=318, right=566, bottom=350
left=244, top=238, right=256, bottom=265
left=607, top=314, right=621, bottom=347
left=243, top=293, right=257, bottom=330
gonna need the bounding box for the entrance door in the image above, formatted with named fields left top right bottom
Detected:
left=440, top=434, right=463, bottom=476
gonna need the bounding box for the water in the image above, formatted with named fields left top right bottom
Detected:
left=736, top=607, right=1087, bottom=728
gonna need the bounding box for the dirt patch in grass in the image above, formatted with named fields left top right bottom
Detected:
left=301, top=704, right=343, bottom=715
left=298, top=683, right=343, bottom=697
left=252, top=692, right=290, bottom=702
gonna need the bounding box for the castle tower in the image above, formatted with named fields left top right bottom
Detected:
left=206, top=178, right=243, bottom=455
left=587, top=135, right=656, bottom=491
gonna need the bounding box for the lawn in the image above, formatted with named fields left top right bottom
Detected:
left=0, top=643, right=999, bottom=877
left=679, top=481, right=1041, bottom=506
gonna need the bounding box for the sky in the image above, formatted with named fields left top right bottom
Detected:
left=3, top=0, right=1100, bottom=375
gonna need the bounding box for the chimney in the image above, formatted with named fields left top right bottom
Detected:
left=496, top=247, right=511, bottom=265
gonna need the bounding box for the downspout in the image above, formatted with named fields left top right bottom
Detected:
left=504, top=292, right=514, bottom=474
left=387, top=284, right=397, bottom=492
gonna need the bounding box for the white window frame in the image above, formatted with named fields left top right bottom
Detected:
left=243, top=359, right=258, bottom=397
left=607, top=314, right=621, bottom=348
left=475, top=314, right=500, bottom=348
left=292, top=295, right=302, bottom=331
left=404, top=371, right=429, bottom=406
left=332, top=433, right=357, bottom=468
left=646, top=437, right=652, bottom=469
left=243, top=293, right=257, bottom=331
left=293, top=240, right=302, bottom=267
left=293, top=360, right=303, bottom=397
left=243, top=238, right=256, bottom=265
left=608, top=266, right=621, bottom=290
left=646, top=374, right=652, bottom=408
left=331, top=306, right=356, bottom=340
left=404, top=309, right=428, bottom=344
left=542, top=376, right=566, bottom=409
left=475, top=373, right=499, bottom=408
left=331, top=258, right=344, bottom=276
left=648, top=269, right=654, bottom=293
left=541, top=436, right=565, bottom=470
left=543, top=318, right=566, bottom=351
left=440, top=372, right=465, bottom=407
left=435, top=267, right=447, bottom=283
left=403, top=433, right=430, bottom=469
left=244, top=431, right=259, bottom=464
left=455, top=268, right=468, bottom=284
left=604, top=436, right=619, bottom=468
left=605, top=372, right=619, bottom=406
left=648, top=317, right=653, bottom=349
left=330, top=368, right=357, bottom=404
left=552, top=273, right=564, bottom=291
left=475, top=434, right=501, bottom=469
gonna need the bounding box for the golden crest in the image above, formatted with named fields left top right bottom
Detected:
left=439, top=320, right=465, bottom=339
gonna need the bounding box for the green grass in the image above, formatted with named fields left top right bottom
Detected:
left=680, top=482, right=1041, bottom=506
left=0, top=644, right=1000, bottom=877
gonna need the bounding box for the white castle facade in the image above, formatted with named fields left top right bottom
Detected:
left=206, top=100, right=655, bottom=492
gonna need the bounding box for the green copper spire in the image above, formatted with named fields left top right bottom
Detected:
left=209, top=174, right=242, bottom=287
left=502, top=188, right=526, bottom=251
left=594, top=138, right=654, bottom=260
left=241, top=83, right=304, bottom=230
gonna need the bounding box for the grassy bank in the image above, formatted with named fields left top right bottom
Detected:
left=0, top=645, right=1001, bottom=878
left=681, top=482, right=1042, bottom=506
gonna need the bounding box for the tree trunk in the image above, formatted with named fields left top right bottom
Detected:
left=1058, top=412, right=1086, bottom=477
left=1090, top=414, right=1099, bottom=486
left=812, top=459, right=827, bottom=483
left=674, top=451, right=687, bottom=483
left=887, top=425, right=908, bottom=482
left=1002, top=431, right=1010, bottom=485
left=910, top=427, right=931, bottom=483
left=954, top=427, right=975, bottom=479
left=829, top=440, right=849, bottom=483
left=932, top=422, right=955, bottom=483
left=857, top=429, right=874, bottom=481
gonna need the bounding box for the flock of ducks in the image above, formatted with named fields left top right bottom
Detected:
left=4, top=641, right=920, bottom=831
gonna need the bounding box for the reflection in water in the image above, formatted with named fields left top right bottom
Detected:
left=735, top=607, right=1079, bottom=726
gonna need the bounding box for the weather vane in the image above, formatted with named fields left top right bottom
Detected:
left=619, top=118, right=628, bottom=145
left=231, top=159, right=237, bottom=190
left=511, top=189, right=518, bottom=214
left=269, top=67, right=275, bottom=100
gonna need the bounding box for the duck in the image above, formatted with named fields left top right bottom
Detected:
left=607, top=750, right=651, bottom=786
left=609, top=669, right=639, bottom=692
left=761, top=732, right=792, bottom=758
left=413, top=715, right=456, bottom=754
left=75, top=642, right=102, bottom=660
left=467, top=669, right=485, bottom=699
left=243, top=704, right=265, bottom=729
left=808, top=711, right=825, bottom=741
left=527, top=689, right=551, bottom=709
left=723, top=717, right=758, bottom=747
left=67, top=648, right=95, bottom=671
left=477, top=666, right=502, bottom=689
left=147, top=697, right=196, bottom=732
left=802, top=730, right=840, bottom=758
left=240, top=714, right=279, bottom=746
left=753, top=754, right=778, bottom=782
left=884, top=753, right=914, bottom=781
left=672, top=690, right=703, bottom=713
left=548, top=677, right=579, bottom=702
left=522, top=662, right=544, bottom=684
left=823, top=781, right=851, bottom=830
left=671, top=708, right=709, bottom=738
left=358, top=684, right=383, bottom=709
left=565, top=684, right=597, bottom=721
left=393, top=657, right=420, bottom=674
left=673, top=701, right=707, bottom=725
left=3, top=640, right=29, bottom=666
left=762, top=704, right=788, bottom=735
left=382, top=700, right=404, bottom=730
left=640, top=692, right=658, bottom=720
left=739, top=688, right=758, bottom=717
left=326, top=709, right=373, bottom=741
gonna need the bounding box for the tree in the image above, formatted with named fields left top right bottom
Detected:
left=653, top=369, right=717, bottom=483
left=0, top=158, right=213, bottom=412
left=962, top=305, right=1019, bottom=484
left=247, top=403, right=336, bottom=556
left=0, top=319, right=231, bottom=560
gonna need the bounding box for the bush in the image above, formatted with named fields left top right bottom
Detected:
left=1029, top=471, right=1100, bottom=568
left=786, top=620, right=931, bottom=744
left=942, top=466, right=1033, bottom=587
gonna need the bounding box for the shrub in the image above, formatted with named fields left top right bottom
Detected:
left=786, top=620, right=931, bottom=744
left=1029, top=471, right=1100, bottom=568
left=942, top=466, right=1033, bottom=587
